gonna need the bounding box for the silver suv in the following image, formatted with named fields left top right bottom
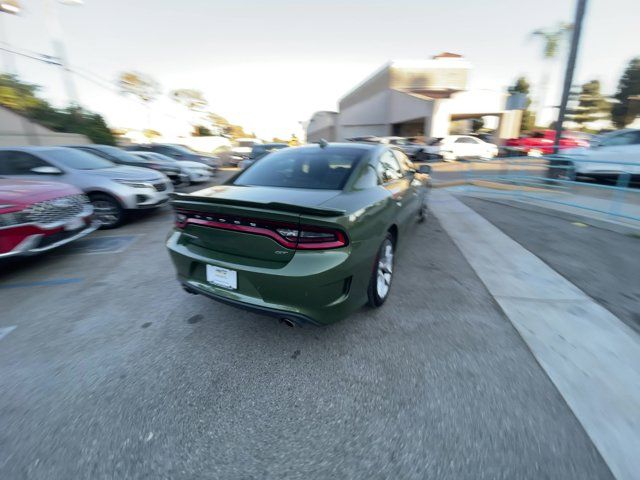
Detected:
left=0, top=147, right=173, bottom=228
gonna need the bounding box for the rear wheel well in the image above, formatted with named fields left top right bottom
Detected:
left=387, top=224, right=398, bottom=246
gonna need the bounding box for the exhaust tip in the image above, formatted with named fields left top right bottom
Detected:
left=279, top=318, right=296, bottom=328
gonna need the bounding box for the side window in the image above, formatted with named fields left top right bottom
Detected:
left=0, top=151, right=11, bottom=174
left=392, top=149, right=412, bottom=171
left=376, top=150, right=403, bottom=183
left=455, top=137, right=476, bottom=144
left=1, top=151, right=48, bottom=174
left=353, top=164, right=379, bottom=190
left=601, top=132, right=640, bottom=147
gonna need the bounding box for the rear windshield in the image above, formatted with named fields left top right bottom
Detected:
left=233, top=147, right=366, bottom=190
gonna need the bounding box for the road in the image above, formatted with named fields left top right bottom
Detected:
left=0, top=172, right=612, bottom=479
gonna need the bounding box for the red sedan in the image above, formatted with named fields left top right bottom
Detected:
left=505, top=130, right=589, bottom=156
left=0, top=179, right=97, bottom=258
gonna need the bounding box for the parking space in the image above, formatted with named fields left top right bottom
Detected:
left=0, top=176, right=612, bottom=479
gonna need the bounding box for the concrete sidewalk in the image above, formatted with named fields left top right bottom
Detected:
left=429, top=190, right=640, bottom=480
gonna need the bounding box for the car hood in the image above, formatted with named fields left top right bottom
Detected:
left=560, top=147, right=590, bottom=156
left=83, top=165, right=165, bottom=181
left=188, top=185, right=341, bottom=208
left=0, top=179, right=80, bottom=208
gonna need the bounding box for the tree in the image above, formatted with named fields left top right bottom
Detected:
left=0, top=74, right=115, bottom=144
left=170, top=89, right=209, bottom=135
left=117, top=71, right=161, bottom=104
left=611, top=57, right=640, bottom=128
left=169, top=89, right=208, bottom=112
left=193, top=125, right=212, bottom=136
left=565, top=80, right=610, bottom=128
left=530, top=23, right=573, bottom=125
left=205, top=112, right=253, bottom=139
left=508, top=76, right=535, bottom=132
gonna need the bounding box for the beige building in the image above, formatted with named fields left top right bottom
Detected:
left=307, top=53, right=522, bottom=144
left=0, top=106, right=89, bottom=146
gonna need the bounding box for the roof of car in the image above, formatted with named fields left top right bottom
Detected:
left=296, top=142, right=379, bottom=151
left=0, top=146, right=71, bottom=152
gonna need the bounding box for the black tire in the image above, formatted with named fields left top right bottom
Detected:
left=367, top=233, right=395, bottom=308
left=89, top=193, right=125, bottom=229
left=417, top=200, right=427, bottom=223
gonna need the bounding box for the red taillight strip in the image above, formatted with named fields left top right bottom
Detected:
left=186, top=217, right=299, bottom=249
left=176, top=209, right=348, bottom=250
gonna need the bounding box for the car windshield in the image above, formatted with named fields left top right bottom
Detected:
left=234, top=147, right=366, bottom=190
left=93, top=145, right=144, bottom=163
left=45, top=148, right=115, bottom=169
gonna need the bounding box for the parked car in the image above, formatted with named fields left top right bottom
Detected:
left=238, top=143, right=289, bottom=169
left=67, top=144, right=189, bottom=187
left=229, top=138, right=263, bottom=165
left=0, top=147, right=173, bottom=228
left=505, top=130, right=589, bottom=156
left=131, top=151, right=214, bottom=183
left=376, top=137, right=425, bottom=159
left=547, top=128, right=640, bottom=181
left=124, top=144, right=219, bottom=170
left=167, top=143, right=430, bottom=326
left=0, top=179, right=97, bottom=258
left=346, top=136, right=424, bottom=159
left=419, top=135, right=499, bottom=161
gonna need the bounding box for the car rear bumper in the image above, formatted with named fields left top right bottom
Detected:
left=166, top=231, right=370, bottom=325
left=0, top=215, right=98, bottom=258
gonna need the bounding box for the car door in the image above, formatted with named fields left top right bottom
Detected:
left=452, top=136, right=478, bottom=158
left=376, top=149, right=412, bottom=233
left=391, top=149, right=421, bottom=218
left=594, top=131, right=640, bottom=174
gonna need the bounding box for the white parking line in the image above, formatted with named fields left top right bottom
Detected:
left=0, top=326, right=16, bottom=342
left=430, top=190, right=640, bottom=480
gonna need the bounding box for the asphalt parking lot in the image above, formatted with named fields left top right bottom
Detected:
left=0, top=175, right=612, bottom=479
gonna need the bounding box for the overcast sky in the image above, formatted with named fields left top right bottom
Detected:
left=2, top=0, right=639, bottom=139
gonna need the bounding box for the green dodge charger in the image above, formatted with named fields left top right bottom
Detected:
left=167, top=142, right=429, bottom=325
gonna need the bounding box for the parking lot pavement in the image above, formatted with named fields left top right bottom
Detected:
left=0, top=183, right=612, bottom=479
left=460, top=195, right=640, bottom=333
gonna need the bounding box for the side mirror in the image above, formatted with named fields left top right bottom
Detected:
left=31, top=166, right=62, bottom=174
left=418, top=164, right=431, bottom=174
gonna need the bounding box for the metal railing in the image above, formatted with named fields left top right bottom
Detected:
left=439, top=155, right=640, bottom=224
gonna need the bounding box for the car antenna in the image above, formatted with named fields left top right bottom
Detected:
left=317, top=138, right=328, bottom=148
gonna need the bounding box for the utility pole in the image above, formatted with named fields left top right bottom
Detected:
left=553, top=0, right=588, bottom=154
left=43, top=0, right=81, bottom=106
left=0, top=0, right=20, bottom=73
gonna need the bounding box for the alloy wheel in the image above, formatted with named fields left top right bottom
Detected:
left=376, top=239, right=394, bottom=299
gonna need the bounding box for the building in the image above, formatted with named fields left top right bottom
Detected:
left=306, top=53, right=522, bottom=144
left=0, top=106, right=89, bottom=146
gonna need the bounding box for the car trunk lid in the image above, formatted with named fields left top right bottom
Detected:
left=171, top=186, right=345, bottom=265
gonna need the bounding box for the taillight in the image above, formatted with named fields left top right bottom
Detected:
left=174, top=209, right=348, bottom=250
left=296, top=228, right=347, bottom=250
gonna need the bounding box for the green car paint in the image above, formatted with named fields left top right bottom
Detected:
left=166, top=143, right=429, bottom=325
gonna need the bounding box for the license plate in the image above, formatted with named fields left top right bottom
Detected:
left=206, top=265, right=237, bottom=290
left=64, top=217, right=84, bottom=231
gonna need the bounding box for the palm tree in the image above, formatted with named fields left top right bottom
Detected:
left=116, top=71, right=161, bottom=129
left=530, top=22, right=572, bottom=126
left=169, top=89, right=208, bottom=134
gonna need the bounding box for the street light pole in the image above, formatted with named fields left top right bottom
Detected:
left=553, top=0, right=588, bottom=154
left=0, top=0, right=20, bottom=73
left=43, top=0, right=81, bottom=106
